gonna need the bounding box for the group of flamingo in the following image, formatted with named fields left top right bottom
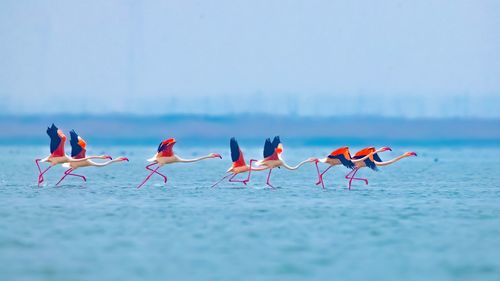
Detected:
left=36, top=124, right=417, bottom=189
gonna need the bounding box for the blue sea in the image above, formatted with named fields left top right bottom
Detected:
left=1, top=145, right=499, bottom=281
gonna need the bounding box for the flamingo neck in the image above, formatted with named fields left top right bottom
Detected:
left=69, top=155, right=105, bottom=162
left=176, top=154, right=214, bottom=163
left=88, top=158, right=126, bottom=167
left=282, top=159, right=315, bottom=170
left=374, top=154, right=409, bottom=166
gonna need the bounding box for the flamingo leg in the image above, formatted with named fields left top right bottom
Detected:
left=137, top=166, right=162, bottom=189
left=315, top=164, right=332, bottom=188
left=65, top=170, right=87, bottom=182
left=242, top=159, right=255, bottom=184
left=228, top=173, right=248, bottom=186
left=35, top=159, right=52, bottom=186
left=266, top=168, right=275, bottom=189
left=346, top=168, right=368, bottom=189
left=146, top=163, right=167, bottom=183
left=55, top=168, right=85, bottom=186
left=211, top=173, right=232, bottom=188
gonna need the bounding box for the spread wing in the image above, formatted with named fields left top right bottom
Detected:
left=263, top=138, right=273, bottom=158
left=230, top=137, right=241, bottom=162
left=69, top=130, right=85, bottom=157
left=46, top=124, right=62, bottom=154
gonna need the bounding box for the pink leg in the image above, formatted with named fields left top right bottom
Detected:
left=137, top=166, right=162, bottom=189
left=65, top=170, right=87, bottom=182
left=315, top=164, right=332, bottom=189
left=229, top=173, right=248, bottom=186
left=55, top=168, right=87, bottom=186
left=345, top=168, right=356, bottom=179
left=241, top=159, right=257, bottom=185
left=146, top=163, right=167, bottom=183
left=211, top=173, right=232, bottom=188
left=346, top=168, right=368, bottom=190
left=55, top=168, right=72, bottom=186
left=266, top=168, right=275, bottom=189
left=36, top=159, right=52, bottom=186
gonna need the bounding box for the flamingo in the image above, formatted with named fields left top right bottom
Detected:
left=345, top=147, right=416, bottom=189
left=54, top=130, right=129, bottom=186
left=35, top=124, right=114, bottom=187
left=252, top=136, right=319, bottom=188
left=211, top=137, right=267, bottom=188
left=314, top=146, right=386, bottom=189
left=137, top=138, right=222, bottom=188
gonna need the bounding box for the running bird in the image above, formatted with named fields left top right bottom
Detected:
left=53, top=130, right=129, bottom=186
left=211, top=137, right=267, bottom=188
left=345, top=146, right=413, bottom=189
left=137, top=138, right=222, bottom=188
left=35, top=124, right=111, bottom=186
left=252, top=136, right=319, bottom=188
left=314, top=146, right=382, bottom=189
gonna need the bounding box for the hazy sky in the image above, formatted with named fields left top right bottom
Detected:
left=0, top=0, right=499, bottom=117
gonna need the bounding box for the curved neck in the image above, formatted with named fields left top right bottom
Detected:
left=351, top=153, right=371, bottom=163
left=374, top=154, right=409, bottom=166
left=282, top=159, right=314, bottom=170
left=352, top=148, right=387, bottom=163
left=88, top=159, right=125, bottom=167
left=69, top=155, right=104, bottom=162
left=176, top=154, right=213, bottom=163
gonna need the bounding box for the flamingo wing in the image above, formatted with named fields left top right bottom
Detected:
left=353, top=147, right=378, bottom=170
left=230, top=137, right=246, bottom=166
left=69, top=130, right=86, bottom=158
left=157, top=141, right=168, bottom=153
left=328, top=147, right=355, bottom=169
left=46, top=124, right=66, bottom=155
left=263, top=138, right=273, bottom=158
left=271, top=136, right=281, bottom=150
left=157, top=138, right=175, bottom=157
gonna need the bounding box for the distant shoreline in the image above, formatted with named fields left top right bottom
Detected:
left=1, top=114, right=499, bottom=146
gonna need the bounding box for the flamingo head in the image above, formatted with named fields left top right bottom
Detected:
left=211, top=153, right=222, bottom=159
left=381, top=147, right=392, bottom=152
left=101, top=155, right=113, bottom=160
left=275, top=143, right=283, bottom=154
left=118, top=157, right=129, bottom=162
left=405, top=152, right=417, bottom=157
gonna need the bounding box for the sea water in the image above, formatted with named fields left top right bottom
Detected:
left=0, top=145, right=499, bottom=281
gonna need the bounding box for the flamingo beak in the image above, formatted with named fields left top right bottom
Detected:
left=383, top=147, right=392, bottom=152
left=122, top=157, right=129, bottom=162
left=105, top=155, right=113, bottom=160
left=214, top=153, right=222, bottom=159
left=409, top=152, right=417, bottom=156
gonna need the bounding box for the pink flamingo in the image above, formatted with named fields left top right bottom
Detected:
left=211, top=137, right=267, bottom=188
left=137, top=138, right=222, bottom=188
left=345, top=147, right=416, bottom=189
left=54, top=130, right=129, bottom=186
left=252, top=136, right=319, bottom=188
left=35, top=124, right=113, bottom=187
left=315, top=146, right=391, bottom=189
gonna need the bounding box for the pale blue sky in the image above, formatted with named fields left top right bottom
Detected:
left=0, top=0, right=499, bottom=117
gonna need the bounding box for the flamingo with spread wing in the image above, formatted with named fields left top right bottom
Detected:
left=54, top=130, right=129, bottom=186
left=35, top=124, right=113, bottom=186
left=252, top=136, right=319, bottom=188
